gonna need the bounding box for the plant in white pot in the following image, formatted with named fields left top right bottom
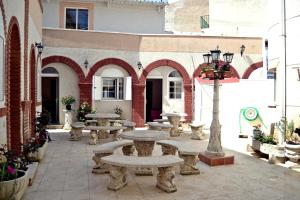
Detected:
left=0, top=145, right=29, bottom=200
left=284, top=122, right=300, bottom=163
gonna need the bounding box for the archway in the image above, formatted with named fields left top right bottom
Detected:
left=242, top=61, right=263, bottom=79
left=86, top=58, right=139, bottom=124
left=30, top=46, right=36, bottom=136
left=139, top=59, right=192, bottom=123
left=7, top=17, right=21, bottom=154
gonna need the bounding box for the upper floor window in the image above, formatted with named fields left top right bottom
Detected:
left=65, top=8, right=88, bottom=30
left=168, top=71, right=182, bottom=99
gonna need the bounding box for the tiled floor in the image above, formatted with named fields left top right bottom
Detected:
left=23, top=129, right=300, bottom=200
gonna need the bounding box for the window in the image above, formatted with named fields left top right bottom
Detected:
left=168, top=71, right=182, bottom=99
left=65, top=8, right=88, bottom=30
left=0, top=36, right=4, bottom=101
left=102, top=78, right=124, bottom=100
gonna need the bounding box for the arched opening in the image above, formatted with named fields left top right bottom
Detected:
left=41, top=67, right=59, bottom=124
left=7, top=18, right=21, bottom=154
left=30, top=47, right=36, bottom=136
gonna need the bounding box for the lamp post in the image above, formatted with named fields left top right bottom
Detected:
left=203, top=49, right=234, bottom=156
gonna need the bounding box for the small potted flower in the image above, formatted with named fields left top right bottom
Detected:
left=61, top=95, right=76, bottom=110
left=77, top=101, right=92, bottom=122
left=200, top=67, right=215, bottom=79
left=284, top=121, right=300, bottom=162
left=0, top=145, right=29, bottom=200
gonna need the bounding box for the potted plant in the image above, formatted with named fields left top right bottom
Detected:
left=0, top=145, right=29, bottom=200
left=77, top=101, right=92, bottom=122
left=284, top=121, right=300, bottom=162
left=200, top=67, right=215, bottom=79
left=61, top=95, right=76, bottom=110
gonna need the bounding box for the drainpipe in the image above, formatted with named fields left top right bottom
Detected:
left=278, top=0, right=287, bottom=146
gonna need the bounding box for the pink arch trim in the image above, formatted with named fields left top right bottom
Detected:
left=86, top=58, right=138, bottom=84
left=42, top=55, right=85, bottom=82
left=242, top=61, right=263, bottom=79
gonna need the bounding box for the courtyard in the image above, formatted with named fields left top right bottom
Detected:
left=22, top=129, right=300, bottom=200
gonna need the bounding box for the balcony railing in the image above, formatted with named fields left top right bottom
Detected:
left=200, top=15, right=209, bottom=29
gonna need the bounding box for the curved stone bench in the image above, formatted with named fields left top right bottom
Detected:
left=147, top=122, right=173, bottom=132
left=85, top=119, right=97, bottom=126
left=101, top=155, right=183, bottom=193
left=123, top=121, right=136, bottom=131
left=157, top=140, right=200, bottom=175
left=92, top=139, right=134, bottom=174
left=153, top=118, right=169, bottom=123
left=69, top=122, right=85, bottom=141
left=189, top=123, right=207, bottom=140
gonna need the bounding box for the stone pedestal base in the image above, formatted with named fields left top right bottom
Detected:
left=92, top=152, right=112, bottom=174
left=63, top=110, right=74, bottom=130
left=107, top=166, right=128, bottom=191
left=156, top=166, right=177, bottom=193
left=179, top=154, right=200, bottom=175
left=198, top=152, right=234, bottom=166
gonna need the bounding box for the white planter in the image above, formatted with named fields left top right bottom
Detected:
left=284, top=142, right=300, bottom=163
left=0, top=171, right=28, bottom=200
left=26, top=140, right=48, bottom=162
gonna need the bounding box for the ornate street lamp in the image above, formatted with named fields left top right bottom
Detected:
left=200, top=49, right=235, bottom=163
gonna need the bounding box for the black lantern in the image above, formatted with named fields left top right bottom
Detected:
left=223, top=52, right=234, bottom=64
left=240, top=44, right=246, bottom=56
left=137, top=61, right=143, bottom=70
left=203, top=53, right=212, bottom=64
left=35, top=42, right=44, bottom=55
left=210, top=49, right=221, bottom=63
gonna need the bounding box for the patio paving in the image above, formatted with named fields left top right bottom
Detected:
left=23, top=129, right=300, bottom=200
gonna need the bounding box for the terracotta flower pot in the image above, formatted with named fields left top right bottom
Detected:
left=203, top=70, right=214, bottom=79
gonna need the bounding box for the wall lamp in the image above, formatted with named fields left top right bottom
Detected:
left=35, top=42, right=44, bottom=55
left=137, top=61, right=143, bottom=70
left=240, top=44, right=246, bottom=56
left=83, top=58, right=89, bottom=69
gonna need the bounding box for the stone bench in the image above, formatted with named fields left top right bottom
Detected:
left=153, top=118, right=169, bottom=123
left=85, top=119, right=97, bottom=126
left=147, top=122, right=173, bottom=132
left=85, top=126, right=104, bottom=144
left=189, top=123, right=207, bottom=140
left=86, top=126, right=127, bottom=144
left=101, top=155, right=183, bottom=193
left=69, top=122, right=85, bottom=141
left=122, top=121, right=136, bottom=131
left=157, top=140, right=200, bottom=175
left=92, top=139, right=134, bottom=174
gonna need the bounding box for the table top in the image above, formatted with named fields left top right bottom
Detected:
left=160, top=112, right=187, bottom=117
left=120, top=130, right=169, bottom=141
left=85, top=113, right=120, bottom=119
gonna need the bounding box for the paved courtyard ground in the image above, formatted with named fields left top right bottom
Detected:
left=23, top=129, right=300, bottom=200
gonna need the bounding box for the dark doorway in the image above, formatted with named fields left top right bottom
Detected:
left=146, top=79, right=162, bottom=122
left=42, top=77, right=59, bottom=124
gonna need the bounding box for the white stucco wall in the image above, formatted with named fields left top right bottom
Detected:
left=93, top=65, right=132, bottom=120
left=42, top=0, right=165, bottom=34
left=207, top=0, right=268, bottom=37
left=265, top=0, right=300, bottom=125
left=42, top=0, right=60, bottom=28
left=43, top=63, right=80, bottom=124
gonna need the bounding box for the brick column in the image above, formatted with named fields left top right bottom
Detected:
left=132, top=84, right=145, bottom=127
left=184, top=84, right=193, bottom=122
left=22, top=100, right=31, bottom=141
left=78, top=82, right=92, bottom=106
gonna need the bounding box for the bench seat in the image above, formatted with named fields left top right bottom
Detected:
left=189, top=123, right=207, bottom=140
left=69, top=122, right=85, bottom=141
left=92, top=140, right=134, bottom=174
left=153, top=119, right=169, bottom=123
left=147, top=122, right=173, bottom=131
left=157, top=140, right=200, bottom=175
left=101, top=155, right=183, bottom=192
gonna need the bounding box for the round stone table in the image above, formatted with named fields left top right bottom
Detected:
left=160, top=113, right=187, bottom=137
left=85, top=113, right=120, bottom=139
left=120, top=130, right=169, bottom=175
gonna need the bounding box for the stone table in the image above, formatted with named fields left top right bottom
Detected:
left=160, top=113, right=187, bottom=137
left=120, top=130, right=169, bottom=175
left=85, top=113, right=120, bottom=138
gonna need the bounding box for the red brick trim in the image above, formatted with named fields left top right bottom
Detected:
left=193, top=62, right=240, bottom=79
left=139, top=59, right=192, bottom=123
left=78, top=82, right=92, bottom=105
left=0, top=0, right=7, bottom=36
left=242, top=61, right=263, bottom=79
left=86, top=58, right=138, bottom=84
left=140, top=59, right=191, bottom=85
left=29, top=45, right=36, bottom=136
left=6, top=16, right=22, bottom=154
left=24, top=0, right=29, bottom=100
left=0, top=107, right=6, bottom=117
left=42, top=55, right=86, bottom=82
left=132, top=84, right=145, bottom=127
